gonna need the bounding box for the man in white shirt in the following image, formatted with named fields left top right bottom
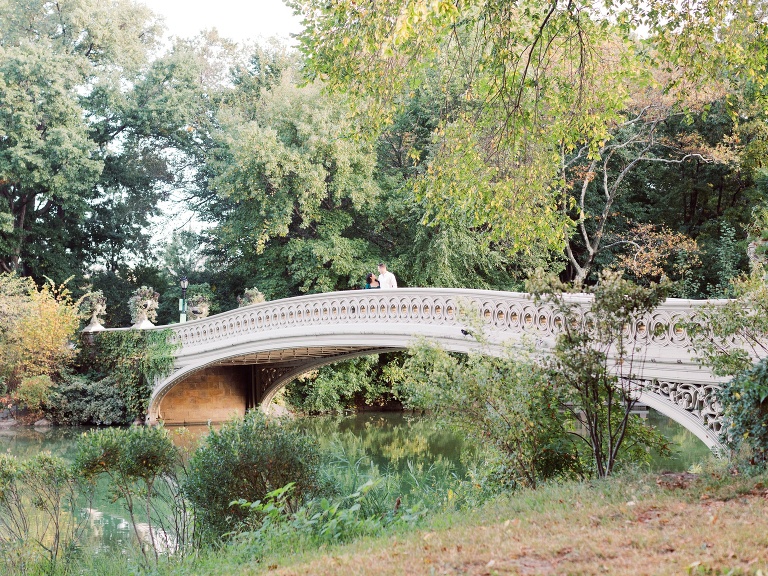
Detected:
left=377, top=262, right=398, bottom=289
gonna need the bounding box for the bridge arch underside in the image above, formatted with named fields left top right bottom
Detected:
left=150, top=340, right=724, bottom=452
left=150, top=346, right=403, bottom=426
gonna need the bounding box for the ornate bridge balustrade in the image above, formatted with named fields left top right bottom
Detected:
left=105, top=289, right=731, bottom=450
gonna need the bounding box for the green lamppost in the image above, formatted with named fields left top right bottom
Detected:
left=179, top=276, right=189, bottom=323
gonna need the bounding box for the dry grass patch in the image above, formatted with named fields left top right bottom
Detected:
left=258, top=472, right=768, bottom=576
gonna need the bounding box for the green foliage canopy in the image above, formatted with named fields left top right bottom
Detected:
left=288, top=0, right=768, bottom=261
left=0, top=0, right=214, bottom=282
left=205, top=69, right=382, bottom=295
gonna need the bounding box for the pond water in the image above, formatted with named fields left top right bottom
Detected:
left=0, top=409, right=712, bottom=550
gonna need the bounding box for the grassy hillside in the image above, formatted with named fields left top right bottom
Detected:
left=194, top=468, right=768, bottom=576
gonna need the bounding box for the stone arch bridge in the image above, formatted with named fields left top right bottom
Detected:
left=100, top=289, right=728, bottom=450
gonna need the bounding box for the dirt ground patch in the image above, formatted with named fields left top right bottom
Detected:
left=266, top=476, right=768, bottom=576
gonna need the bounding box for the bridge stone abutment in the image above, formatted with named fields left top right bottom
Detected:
left=157, top=365, right=250, bottom=425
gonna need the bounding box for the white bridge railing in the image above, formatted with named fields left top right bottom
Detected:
left=163, top=288, right=718, bottom=357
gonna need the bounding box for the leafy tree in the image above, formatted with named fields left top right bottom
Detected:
left=162, top=229, right=209, bottom=281
left=612, top=103, right=764, bottom=295
left=561, top=105, right=709, bottom=284
left=287, top=0, right=656, bottom=256
left=529, top=269, right=671, bottom=478
left=707, top=222, right=742, bottom=297
left=0, top=26, right=103, bottom=274
left=0, top=0, right=214, bottom=283
left=372, top=181, right=552, bottom=290
left=287, top=0, right=768, bottom=279
left=204, top=70, right=381, bottom=296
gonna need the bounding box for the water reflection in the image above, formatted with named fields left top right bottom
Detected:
left=297, top=412, right=469, bottom=472
left=646, top=409, right=713, bottom=471
left=0, top=426, right=85, bottom=461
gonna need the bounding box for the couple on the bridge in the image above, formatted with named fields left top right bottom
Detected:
left=364, top=262, right=397, bottom=289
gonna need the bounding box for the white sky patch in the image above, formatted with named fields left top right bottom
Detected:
left=138, top=0, right=303, bottom=44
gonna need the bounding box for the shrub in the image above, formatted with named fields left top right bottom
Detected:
left=530, top=269, right=671, bottom=478
left=184, top=410, right=322, bottom=541
left=0, top=274, right=80, bottom=388
left=230, top=480, right=426, bottom=559
left=75, top=427, right=189, bottom=566
left=46, top=373, right=129, bottom=425
left=690, top=265, right=768, bottom=467
left=0, top=453, right=88, bottom=575
left=718, top=358, right=768, bottom=465
left=12, top=375, right=53, bottom=412
left=402, top=345, right=581, bottom=489
left=46, top=329, right=177, bottom=424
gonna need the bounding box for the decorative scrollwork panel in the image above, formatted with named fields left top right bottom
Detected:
left=642, top=379, right=723, bottom=437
